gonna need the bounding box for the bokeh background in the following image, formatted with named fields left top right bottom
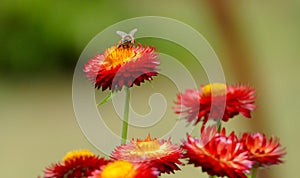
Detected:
left=1, top=1, right=299, bottom=177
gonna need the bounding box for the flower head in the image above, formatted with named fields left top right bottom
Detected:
left=44, top=149, right=110, bottom=178
left=88, top=160, right=159, bottom=178
left=84, top=43, right=159, bottom=91
left=182, top=127, right=253, bottom=178
left=110, top=134, right=183, bottom=174
left=241, top=132, right=286, bottom=167
left=173, top=83, right=256, bottom=126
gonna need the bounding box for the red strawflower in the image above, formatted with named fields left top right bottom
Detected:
left=241, top=132, right=286, bottom=167
left=110, top=134, right=183, bottom=174
left=173, top=83, right=256, bottom=126
left=44, top=150, right=111, bottom=178
left=182, top=126, right=253, bottom=178
left=88, top=160, right=159, bottom=178
left=83, top=44, right=159, bottom=91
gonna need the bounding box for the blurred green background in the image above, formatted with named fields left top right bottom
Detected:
left=1, top=0, right=299, bottom=177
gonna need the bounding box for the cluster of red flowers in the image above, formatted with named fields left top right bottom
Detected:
left=182, top=126, right=285, bottom=178
left=43, top=135, right=183, bottom=178
left=41, top=29, right=286, bottom=178
left=175, top=83, right=285, bottom=177
left=42, top=128, right=285, bottom=178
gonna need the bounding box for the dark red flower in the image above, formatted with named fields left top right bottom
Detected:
left=83, top=44, right=159, bottom=91
left=241, top=132, right=286, bottom=167
left=110, top=134, right=183, bottom=175
left=88, top=160, right=159, bottom=178
left=182, top=126, right=253, bottom=178
left=44, top=150, right=111, bottom=178
left=173, top=83, right=256, bottom=126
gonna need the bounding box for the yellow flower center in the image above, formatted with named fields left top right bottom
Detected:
left=130, top=134, right=162, bottom=158
left=62, top=149, right=94, bottom=163
left=202, top=83, right=227, bottom=96
left=100, top=160, right=137, bottom=178
left=103, top=46, right=137, bottom=68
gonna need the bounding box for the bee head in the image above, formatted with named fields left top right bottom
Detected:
left=122, top=36, right=134, bottom=44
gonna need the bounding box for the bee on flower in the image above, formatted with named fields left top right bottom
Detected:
left=116, top=28, right=137, bottom=49
left=83, top=28, right=160, bottom=91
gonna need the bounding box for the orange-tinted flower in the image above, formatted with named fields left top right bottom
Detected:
left=241, top=132, right=286, bottom=167
left=44, top=149, right=110, bottom=178
left=182, top=127, right=253, bottom=178
left=84, top=44, right=159, bottom=91
left=88, top=160, right=159, bottom=178
left=110, top=134, right=183, bottom=174
left=173, top=83, right=256, bottom=126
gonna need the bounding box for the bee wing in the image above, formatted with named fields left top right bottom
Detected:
left=129, top=28, right=138, bottom=37
left=116, top=30, right=128, bottom=38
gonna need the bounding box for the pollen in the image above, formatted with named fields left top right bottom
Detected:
left=103, top=46, right=136, bottom=69
left=100, top=160, right=137, bottom=178
left=130, top=134, right=162, bottom=158
left=62, top=149, right=94, bottom=163
left=202, top=83, right=227, bottom=96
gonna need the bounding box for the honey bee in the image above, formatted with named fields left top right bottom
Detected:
left=116, top=28, right=137, bottom=48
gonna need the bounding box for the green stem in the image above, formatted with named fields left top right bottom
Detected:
left=208, top=176, right=217, bottom=178
left=121, top=87, right=130, bottom=144
left=216, top=119, right=222, bottom=133
left=250, top=168, right=257, bottom=178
